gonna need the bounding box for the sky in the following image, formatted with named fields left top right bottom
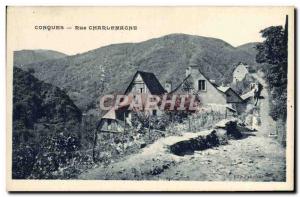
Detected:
left=7, top=6, right=292, bottom=55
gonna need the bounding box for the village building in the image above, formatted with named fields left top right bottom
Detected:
left=98, top=66, right=246, bottom=133
left=124, top=71, right=166, bottom=96
left=241, top=81, right=263, bottom=107
left=169, top=65, right=245, bottom=115
left=97, top=71, right=166, bottom=133
left=232, top=62, right=249, bottom=83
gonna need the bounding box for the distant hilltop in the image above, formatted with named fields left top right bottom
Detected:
left=14, top=33, right=260, bottom=112
left=13, top=49, right=67, bottom=66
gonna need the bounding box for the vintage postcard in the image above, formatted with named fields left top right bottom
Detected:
left=6, top=6, right=294, bottom=191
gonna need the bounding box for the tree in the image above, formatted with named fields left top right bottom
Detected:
left=27, top=68, right=35, bottom=74
left=256, top=16, right=288, bottom=121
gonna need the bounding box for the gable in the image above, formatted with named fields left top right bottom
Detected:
left=135, top=74, right=143, bottom=82
left=125, top=73, right=149, bottom=94
left=168, top=67, right=243, bottom=105
left=191, top=69, right=221, bottom=93
left=125, top=71, right=166, bottom=95
left=190, top=69, right=227, bottom=104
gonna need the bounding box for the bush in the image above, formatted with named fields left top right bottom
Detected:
left=12, top=143, right=38, bottom=179
left=131, top=112, right=171, bottom=131
left=224, top=121, right=243, bottom=139
left=30, top=133, right=82, bottom=179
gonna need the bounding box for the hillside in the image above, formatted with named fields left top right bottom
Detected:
left=13, top=67, right=82, bottom=126
left=15, top=34, right=260, bottom=111
left=236, top=42, right=259, bottom=58
left=13, top=67, right=82, bottom=179
left=13, top=49, right=67, bottom=66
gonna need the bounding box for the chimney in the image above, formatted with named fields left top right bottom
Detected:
left=165, top=81, right=172, bottom=93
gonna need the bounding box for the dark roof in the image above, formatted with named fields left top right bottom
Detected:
left=222, top=87, right=244, bottom=102
left=125, top=71, right=166, bottom=95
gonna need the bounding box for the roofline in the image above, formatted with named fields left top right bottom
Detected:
left=173, top=67, right=244, bottom=102
left=170, top=67, right=226, bottom=95
left=195, top=67, right=227, bottom=94
left=124, top=71, right=139, bottom=94
left=136, top=70, right=156, bottom=75
left=124, top=70, right=166, bottom=95
left=168, top=74, right=191, bottom=94
left=220, top=87, right=244, bottom=102
left=228, top=88, right=244, bottom=101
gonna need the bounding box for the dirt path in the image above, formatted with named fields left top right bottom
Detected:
left=152, top=136, right=285, bottom=181
left=252, top=73, right=277, bottom=137
left=79, top=74, right=286, bottom=181
left=155, top=74, right=285, bottom=181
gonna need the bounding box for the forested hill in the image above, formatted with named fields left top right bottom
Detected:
left=13, top=49, right=67, bottom=66
left=15, top=34, right=259, bottom=111
left=13, top=67, right=82, bottom=137
left=236, top=42, right=260, bottom=59
left=13, top=67, right=83, bottom=179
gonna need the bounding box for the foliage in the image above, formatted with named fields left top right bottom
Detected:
left=256, top=24, right=288, bottom=121
left=256, top=26, right=287, bottom=66
left=12, top=143, right=39, bottom=179
left=131, top=112, right=171, bottom=131
left=12, top=68, right=87, bottom=179
left=27, top=68, right=35, bottom=74
left=29, top=133, right=82, bottom=179
left=166, top=110, right=224, bottom=136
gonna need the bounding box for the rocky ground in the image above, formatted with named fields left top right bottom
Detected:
left=78, top=74, right=286, bottom=181
left=151, top=135, right=285, bottom=181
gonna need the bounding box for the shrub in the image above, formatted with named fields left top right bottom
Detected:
left=131, top=112, right=171, bottom=131
left=29, top=132, right=82, bottom=179
left=12, top=143, right=38, bottom=179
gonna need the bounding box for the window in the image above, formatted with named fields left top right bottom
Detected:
left=153, top=110, right=157, bottom=116
left=140, top=88, right=143, bottom=93
left=198, top=80, right=206, bottom=91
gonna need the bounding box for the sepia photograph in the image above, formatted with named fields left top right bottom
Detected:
left=6, top=6, right=294, bottom=191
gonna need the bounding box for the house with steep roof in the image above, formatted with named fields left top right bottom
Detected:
left=98, top=66, right=246, bottom=133
left=169, top=65, right=245, bottom=114
left=124, top=71, right=166, bottom=95
left=98, top=71, right=166, bottom=133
